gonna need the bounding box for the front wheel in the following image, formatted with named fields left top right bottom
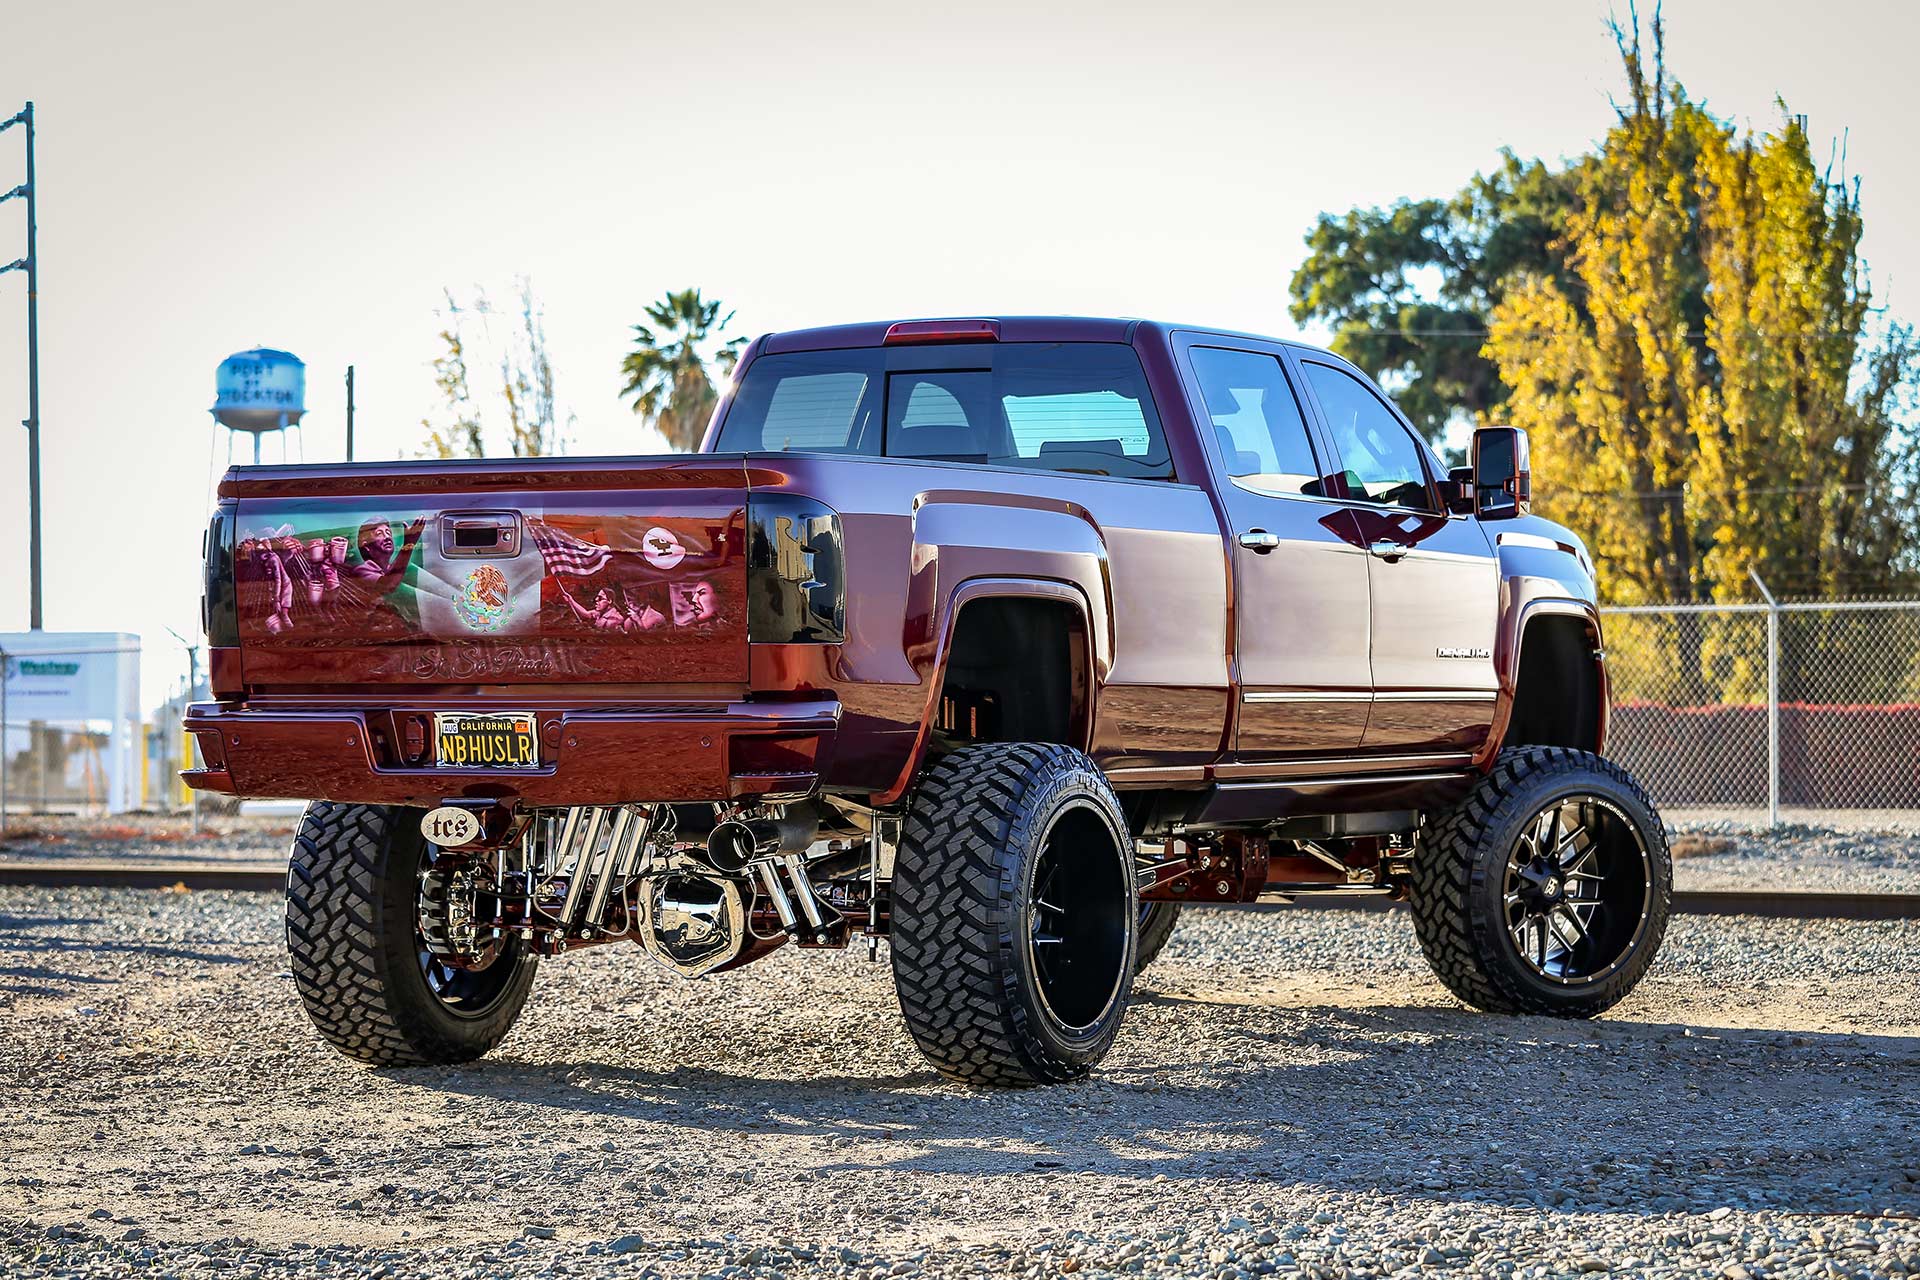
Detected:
left=285, top=802, right=537, bottom=1066
left=891, top=744, right=1138, bottom=1086
left=1410, top=747, right=1671, bottom=1018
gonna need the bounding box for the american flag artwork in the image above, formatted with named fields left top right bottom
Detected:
left=526, top=520, right=613, bottom=578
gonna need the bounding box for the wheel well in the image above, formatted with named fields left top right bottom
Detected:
left=1503, top=614, right=1603, bottom=753
left=933, top=597, right=1089, bottom=752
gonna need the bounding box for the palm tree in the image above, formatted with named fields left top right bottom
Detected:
left=619, top=288, right=745, bottom=451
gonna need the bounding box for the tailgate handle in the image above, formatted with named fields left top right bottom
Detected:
left=441, top=511, right=522, bottom=558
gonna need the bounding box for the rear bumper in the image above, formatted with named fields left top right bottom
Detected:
left=183, top=697, right=839, bottom=807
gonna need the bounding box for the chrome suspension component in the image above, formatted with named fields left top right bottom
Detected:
left=755, top=860, right=799, bottom=932
left=781, top=853, right=829, bottom=939
left=581, top=806, right=651, bottom=936
left=554, top=806, right=608, bottom=928
left=497, top=800, right=866, bottom=972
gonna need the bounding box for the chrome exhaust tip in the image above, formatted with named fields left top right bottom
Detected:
left=705, top=819, right=776, bottom=874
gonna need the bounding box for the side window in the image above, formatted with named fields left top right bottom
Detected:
left=1302, top=362, right=1435, bottom=511
left=1187, top=347, right=1324, bottom=497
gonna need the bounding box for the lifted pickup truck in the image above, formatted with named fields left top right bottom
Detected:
left=188, top=316, right=1671, bottom=1086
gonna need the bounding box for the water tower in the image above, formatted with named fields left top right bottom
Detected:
left=212, top=347, right=306, bottom=464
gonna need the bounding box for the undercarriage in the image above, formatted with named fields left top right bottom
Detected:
left=418, top=801, right=882, bottom=978
left=415, top=798, right=1420, bottom=981
left=286, top=744, right=1672, bottom=1084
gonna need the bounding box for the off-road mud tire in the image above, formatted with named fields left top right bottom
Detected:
left=1410, top=746, right=1671, bottom=1017
left=285, top=801, right=536, bottom=1066
left=1135, top=902, right=1182, bottom=974
left=891, top=744, right=1138, bottom=1087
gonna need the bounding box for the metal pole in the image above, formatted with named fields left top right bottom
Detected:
left=20, top=104, right=41, bottom=631
left=1, top=644, right=9, bottom=838
left=1749, top=568, right=1780, bottom=829
left=344, top=365, right=355, bottom=461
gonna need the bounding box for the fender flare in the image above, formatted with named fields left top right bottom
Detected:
left=872, top=576, right=1098, bottom=806
left=1477, top=595, right=1609, bottom=769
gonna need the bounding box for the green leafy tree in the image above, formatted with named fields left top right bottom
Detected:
left=1289, top=153, right=1580, bottom=441
left=620, top=288, right=745, bottom=451
left=1293, top=12, right=1917, bottom=616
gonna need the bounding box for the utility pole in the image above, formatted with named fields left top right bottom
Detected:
left=1, top=103, right=40, bottom=630
left=345, top=364, right=355, bottom=461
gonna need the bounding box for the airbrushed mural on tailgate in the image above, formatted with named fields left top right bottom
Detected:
left=233, top=504, right=745, bottom=682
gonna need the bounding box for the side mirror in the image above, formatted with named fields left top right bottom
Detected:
left=1470, top=426, right=1531, bottom=520
left=1444, top=466, right=1475, bottom=515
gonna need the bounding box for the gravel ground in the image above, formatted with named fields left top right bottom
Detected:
left=0, top=813, right=293, bottom=869
left=1666, top=823, right=1920, bottom=894
left=3, top=885, right=1917, bottom=1280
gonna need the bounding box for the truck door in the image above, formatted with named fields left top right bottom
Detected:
left=1178, top=339, right=1372, bottom=759
left=1295, top=357, right=1500, bottom=754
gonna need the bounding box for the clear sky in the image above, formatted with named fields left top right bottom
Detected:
left=2, top=0, right=1916, bottom=710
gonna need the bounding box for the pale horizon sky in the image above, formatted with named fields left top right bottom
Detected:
left=3, top=0, right=1917, bottom=711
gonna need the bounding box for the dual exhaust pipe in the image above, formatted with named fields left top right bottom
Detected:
left=703, top=807, right=838, bottom=944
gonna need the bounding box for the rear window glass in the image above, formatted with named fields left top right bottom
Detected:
left=714, top=342, right=1172, bottom=480
left=729, top=362, right=871, bottom=451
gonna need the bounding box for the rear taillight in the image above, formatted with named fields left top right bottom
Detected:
left=202, top=504, right=239, bottom=647
left=746, top=495, right=844, bottom=644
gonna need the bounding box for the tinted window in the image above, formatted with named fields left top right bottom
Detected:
left=716, top=342, right=1172, bottom=480
left=888, top=372, right=992, bottom=462
left=1188, top=347, right=1324, bottom=497
left=898, top=379, right=969, bottom=430
left=1302, top=362, right=1434, bottom=511
left=722, top=356, right=875, bottom=452
left=1004, top=389, right=1154, bottom=459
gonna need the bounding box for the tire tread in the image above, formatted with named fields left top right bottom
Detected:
left=1409, top=746, right=1671, bottom=1017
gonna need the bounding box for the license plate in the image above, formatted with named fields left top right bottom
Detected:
left=434, top=711, right=540, bottom=769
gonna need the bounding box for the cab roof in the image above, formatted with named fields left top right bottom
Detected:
left=757, top=315, right=1330, bottom=357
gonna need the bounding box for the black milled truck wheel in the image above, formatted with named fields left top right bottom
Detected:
left=1410, top=746, right=1672, bottom=1018
left=1135, top=903, right=1182, bottom=974
left=285, top=801, right=537, bottom=1066
left=891, top=744, right=1138, bottom=1087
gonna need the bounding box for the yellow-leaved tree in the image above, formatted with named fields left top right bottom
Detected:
left=1482, top=19, right=1917, bottom=703
left=1484, top=19, right=1915, bottom=611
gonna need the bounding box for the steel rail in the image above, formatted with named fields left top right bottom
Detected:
left=2, top=862, right=1918, bottom=920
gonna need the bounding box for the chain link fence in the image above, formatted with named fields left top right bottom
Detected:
left=1604, top=598, right=1920, bottom=827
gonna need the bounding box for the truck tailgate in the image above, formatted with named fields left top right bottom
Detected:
left=221, top=456, right=750, bottom=689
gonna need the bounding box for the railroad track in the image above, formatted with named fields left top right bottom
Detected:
left=2, top=861, right=1917, bottom=920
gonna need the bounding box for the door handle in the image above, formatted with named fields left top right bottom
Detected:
left=1367, top=538, right=1408, bottom=563
left=1238, top=529, right=1281, bottom=553
left=440, top=511, right=523, bottom=558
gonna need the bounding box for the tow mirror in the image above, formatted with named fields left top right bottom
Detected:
left=1444, top=466, right=1475, bottom=515
left=1470, top=426, right=1531, bottom=520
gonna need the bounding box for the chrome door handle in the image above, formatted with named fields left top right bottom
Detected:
left=1238, top=530, right=1281, bottom=553
left=1367, top=539, right=1408, bottom=563
left=441, top=511, right=523, bottom=558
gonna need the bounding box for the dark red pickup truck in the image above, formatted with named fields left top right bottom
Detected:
left=188, top=316, right=1670, bottom=1086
